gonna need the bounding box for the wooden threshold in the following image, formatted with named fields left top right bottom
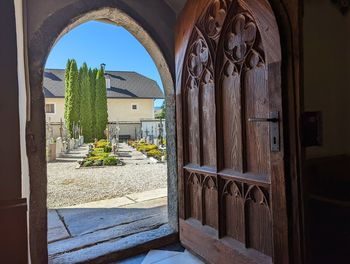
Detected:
left=49, top=224, right=178, bottom=264
left=180, top=219, right=272, bottom=264
left=91, top=227, right=178, bottom=264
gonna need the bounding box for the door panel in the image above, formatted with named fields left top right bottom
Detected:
left=176, top=0, right=289, bottom=263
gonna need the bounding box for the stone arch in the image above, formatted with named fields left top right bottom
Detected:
left=27, top=3, right=177, bottom=263
left=25, top=1, right=304, bottom=263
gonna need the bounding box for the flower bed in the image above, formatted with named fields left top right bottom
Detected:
left=80, top=139, right=121, bottom=167
left=128, top=140, right=166, bottom=162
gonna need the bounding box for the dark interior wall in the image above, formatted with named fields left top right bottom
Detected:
left=0, top=0, right=21, bottom=201
left=0, top=1, right=28, bottom=262
left=304, top=0, right=350, bottom=159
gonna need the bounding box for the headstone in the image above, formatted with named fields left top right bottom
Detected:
left=56, top=137, right=63, bottom=157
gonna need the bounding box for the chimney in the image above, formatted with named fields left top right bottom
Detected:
left=105, top=74, right=111, bottom=89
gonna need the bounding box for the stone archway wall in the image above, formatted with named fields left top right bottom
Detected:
left=27, top=1, right=177, bottom=262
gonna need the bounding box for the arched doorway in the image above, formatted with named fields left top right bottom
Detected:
left=24, top=0, right=306, bottom=263
left=27, top=4, right=177, bottom=263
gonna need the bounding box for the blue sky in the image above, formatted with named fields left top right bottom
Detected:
left=45, top=21, right=164, bottom=107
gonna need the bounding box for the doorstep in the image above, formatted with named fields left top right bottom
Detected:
left=61, top=187, right=168, bottom=209
left=47, top=188, right=172, bottom=264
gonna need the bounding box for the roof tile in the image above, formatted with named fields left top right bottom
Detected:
left=43, top=69, right=164, bottom=99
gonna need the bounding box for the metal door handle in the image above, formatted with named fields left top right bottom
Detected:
left=248, top=117, right=279, bottom=123
left=248, top=112, right=280, bottom=152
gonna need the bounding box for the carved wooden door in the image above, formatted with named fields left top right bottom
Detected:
left=176, top=0, right=289, bottom=263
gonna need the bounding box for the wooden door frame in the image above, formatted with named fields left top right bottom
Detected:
left=175, top=0, right=305, bottom=263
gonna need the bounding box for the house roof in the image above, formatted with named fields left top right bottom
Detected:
left=43, top=69, right=164, bottom=99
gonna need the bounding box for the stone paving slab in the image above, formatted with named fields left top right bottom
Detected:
left=126, top=188, right=167, bottom=203
left=48, top=188, right=170, bottom=263
left=65, top=196, right=135, bottom=209
left=48, top=210, right=70, bottom=243
left=49, top=224, right=174, bottom=264
left=48, top=212, right=167, bottom=256
left=121, top=197, right=167, bottom=209
left=57, top=205, right=167, bottom=237
left=48, top=188, right=168, bottom=240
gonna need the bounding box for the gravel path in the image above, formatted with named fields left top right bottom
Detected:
left=47, top=143, right=167, bottom=208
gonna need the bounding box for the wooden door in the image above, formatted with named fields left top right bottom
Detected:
left=176, top=0, right=289, bottom=263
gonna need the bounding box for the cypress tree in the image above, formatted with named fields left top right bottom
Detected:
left=64, top=59, right=77, bottom=137
left=64, top=59, right=71, bottom=96
left=95, top=66, right=108, bottom=139
left=66, top=60, right=80, bottom=137
left=80, top=63, right=93, bottom=142
left=64, top=59, right=72, bottom=135
left=89, top=68, right=98, bottom=139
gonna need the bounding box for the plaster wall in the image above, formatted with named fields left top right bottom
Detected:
left=118, top=122, right=141, bottom=139
left=304, top=0, right=350, bottom=158
left=45, top=98, right=155, bottom=123
left=14, top=0, right=31, bottom=262
left=107, top=98, right=155, bottom=122
left=45, top=98, right=64, bottom=123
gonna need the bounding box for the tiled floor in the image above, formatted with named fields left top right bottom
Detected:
left=115, top=244, right=204, bottom=264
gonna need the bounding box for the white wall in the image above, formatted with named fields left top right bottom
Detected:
left=45, top=97, right=155, bottom=123
left=141, top=119, right=166, bottom=139
left=107, top=98, right=155, bottom=122
left=45, top=98, right=64, bottom=123
left=14, top=0, right=30, bottom=262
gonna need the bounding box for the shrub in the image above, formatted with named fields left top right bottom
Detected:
left=103, top=145, right=112, bottom=153
left=147, top=149, right=163, bottom=160
left=83, top=160, right=94, bottom=167
left=87, top=150, right=109, bottom=161
left=137, top=144, right=158, bottom=153
left=103, top=156, right=118, bottom=166
left=93, top=160, right=103, bottom=166
left=95, top=139, right=108, bottom=148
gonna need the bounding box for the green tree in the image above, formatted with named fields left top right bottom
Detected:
left=79, top=63, right=93, bottom=142
left=156, top=101, right=166, bottom=119
left=70, top=60, right=80, bottom=132
left=64, top=59, right=79, bottom=137
left=89, top=68, right=98, bottom=139
left=95, top=66, right=108, bottom=139
left=64, top=59, right=72, bottom=134
left=64, top=59, right=71, bottom=95
left=64, top=59, right=80, bottom=137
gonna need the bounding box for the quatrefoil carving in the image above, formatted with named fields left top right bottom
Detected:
left=225, top=14, right=257, bottom=61
left=188, top=38, right=209, bottom=78
left=206, top=0, right=228, bottom=38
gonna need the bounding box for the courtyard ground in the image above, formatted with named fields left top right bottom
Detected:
left=47, top=142, right=167, bottom=208
left=48, top=190, right=168, bottom=263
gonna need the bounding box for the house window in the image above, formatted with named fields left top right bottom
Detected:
left=45, top=103, right=55, bottom=113
left=132, top=104, right=138, bottom=110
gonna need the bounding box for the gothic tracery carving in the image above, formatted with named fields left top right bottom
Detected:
left=225, top=14, right=257, bottom=62
left=204, top=0, right=231, bottom=42
left=245, top=185, right=270, bottom=209
left=188, top=37, right=210, bottom=79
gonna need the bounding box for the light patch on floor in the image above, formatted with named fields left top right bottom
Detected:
left=140, top=249, right=204, bottom=264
